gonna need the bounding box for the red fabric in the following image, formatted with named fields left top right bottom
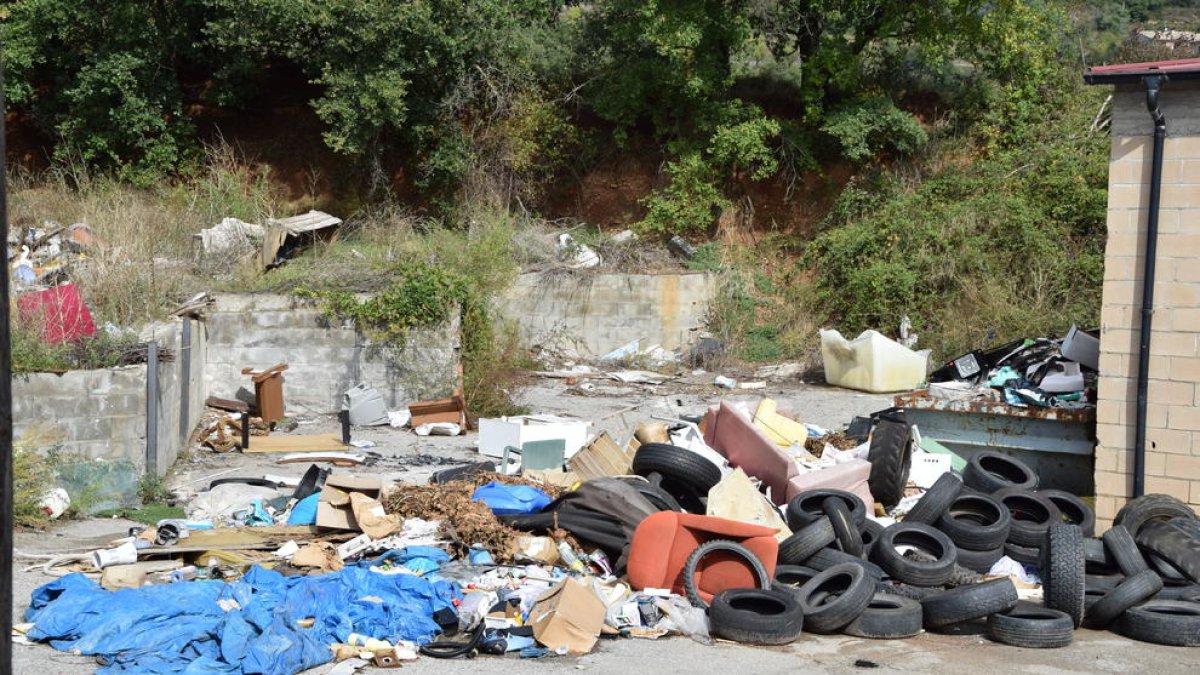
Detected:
left=17, top=284, right=96, bottom=344
left=627, top=512, right=778, bottom=603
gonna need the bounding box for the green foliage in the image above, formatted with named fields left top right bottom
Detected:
left=137, top=474, right=174, bottom=505
left=821, top=97, right=928, bottom=163
left=636, top=152, right=729, bottom=236
left=96, top=503, right=186, bottom=524
left=14, top=435, right=58, bottom=528
left=11, top=322, right=152, bottom=374
left=708, top=114, right=782, bottom=180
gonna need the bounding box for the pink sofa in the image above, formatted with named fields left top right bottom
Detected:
left=703, top=401, right=874, bottom=508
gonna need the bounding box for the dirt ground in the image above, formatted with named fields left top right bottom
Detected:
left=12, top=378, right=1200, bottom=673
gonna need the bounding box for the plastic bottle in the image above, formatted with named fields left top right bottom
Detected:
left=556, top=542, right=586, bottom=573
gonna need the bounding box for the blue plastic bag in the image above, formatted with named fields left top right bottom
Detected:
left=285, top=493, right=319, bottom=526
left=471, top=481, right=551, bottom=515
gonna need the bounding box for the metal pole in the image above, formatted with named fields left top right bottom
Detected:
left=145, top=341, right=159, bottom=476
left=1, top=56, right=16, bottom=674
left=179, top=318, right=191, bottom=445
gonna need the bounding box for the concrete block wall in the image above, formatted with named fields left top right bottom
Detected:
left=499, top=272, right=716, bottom=357
left=203, top=294, right=459, bottom=414
left=1094, top=81, right=1200, bottom=528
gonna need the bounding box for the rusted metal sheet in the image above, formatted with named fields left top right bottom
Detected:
left=895, top=390, right=1095, bottom=423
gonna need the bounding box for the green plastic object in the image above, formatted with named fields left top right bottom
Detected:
left=501, top=439, right=567, bottom=474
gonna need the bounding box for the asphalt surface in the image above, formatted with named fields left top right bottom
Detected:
left=12, top=378, right=1200, bottom=673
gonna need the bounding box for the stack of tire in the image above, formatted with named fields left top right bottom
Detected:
left=1083, top=493, right=1200, bottom=646
left=629, top=442, right=723, bottom=513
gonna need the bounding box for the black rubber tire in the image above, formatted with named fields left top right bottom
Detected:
left=843, top=593, right=923, bottom=639
left=1147, top=550, right=1189, bottom=581
left=937, top=493, right=1012, bottom=551
left=1084, top=569, right=1163, bottom=628
left=824, top=496, right=864, bottom=557
left=786, top=489, right=867, bottom=530
left=860, top=519, right=884, bottom=557
left=709, top=588, right=804, bottom=645
left=867, top=417, right=913, bottom=508
left=1004, top=542, right=1041, bottom=566
left=797, top=563, right=875, bottom=634
left=986, top=605, right=1074, bottom=648
left=955, top=545, right=1005, bottom=573
left=774, top=564, right=820, bottom=587
left=920, top=578, right=1018, bottom=629
left=871, top=522, right=957, bottom=587
left=962, top=451, right=1038, bottom=493
left=1085, top=573, right=1123, bottom=592
left=1037, top=489, right=1096, bottom=537
left=632, top=443, right=722, bottom=510
left=1113, top=493, right=1197, bottom=538
left=875, top=580, right=942, bottom=602
left=778, top=517, right=836, bottom=564
left=1156, top=583, right=1200, bottom=601
left=997, top=490, right=1061, bottom=548
left=805, top=547, right=885, bottom=581
left=1084, top=537, right=1117, bottom=574
left=1136, top=519, right=1200, bottom=583
left=904, top=473, right=963, bottom=525
left=1119, top=600, right=1200, bottom=646
left=1041, top=523, right=1086, bottom=627
left=682, top=539, right=771, bottom=608
left=618, top=477, right=684, bottom=512
left=1101, top=524, right=1150, bottom=577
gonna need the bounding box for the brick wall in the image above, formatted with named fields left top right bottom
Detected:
left=1094, top=81, right=1200, bottom=528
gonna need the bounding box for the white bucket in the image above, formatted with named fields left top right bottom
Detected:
left=92, top=541, right=138, bottom=569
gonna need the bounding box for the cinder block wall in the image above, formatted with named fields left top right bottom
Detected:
left=1094, top=81, right=1200, bottom=528
left=500, top=272, right=715, bottom=357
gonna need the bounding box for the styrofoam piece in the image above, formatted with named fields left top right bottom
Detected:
left=478, top=415, right=591, bottom=459
left=819, top=329, right=930, bottom=393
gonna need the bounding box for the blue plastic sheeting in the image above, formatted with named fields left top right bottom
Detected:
left=25, top=564, right=460, bottom=675
left=371, top=546, right=450, bottom=575
left=471, top=481, right=551, bottom=515
left=285, top=493, right=320, bottom=526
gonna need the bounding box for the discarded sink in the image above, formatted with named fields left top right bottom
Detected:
left=820, top=329, right=930, bottom=393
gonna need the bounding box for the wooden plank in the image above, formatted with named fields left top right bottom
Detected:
left=568, top=431, right=634, bottom=480
left=245, top=433, right=347, bottom=453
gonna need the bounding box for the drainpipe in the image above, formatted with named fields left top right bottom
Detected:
left=1133, top=75, right=1167, bottom=499
left=146, top=341, right=160, bottom=476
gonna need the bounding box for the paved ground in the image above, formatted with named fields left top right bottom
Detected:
left=12, top=378, right=1200, bottom=673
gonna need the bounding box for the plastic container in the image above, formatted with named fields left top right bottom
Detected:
left=819, top=329, right=930, bottom=393
left=343, top=383, right=389, bottom=426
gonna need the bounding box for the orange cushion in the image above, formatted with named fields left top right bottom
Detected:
left=627, top=512, right=779, bottom=603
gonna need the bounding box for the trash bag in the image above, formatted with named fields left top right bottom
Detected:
left=285, top=493, right=319, bottom=526
left=471, top=482, right=551, bottom=515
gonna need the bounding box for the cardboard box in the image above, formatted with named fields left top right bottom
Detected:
left=529, top=577, right=606, bottom=655
left=316, top=475, right=383, bottom=531
left=478, top=415, right=590, bottom=460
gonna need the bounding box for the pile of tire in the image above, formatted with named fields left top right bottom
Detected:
left=630, top=442, right=723, bottom=514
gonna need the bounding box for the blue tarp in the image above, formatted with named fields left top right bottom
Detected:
left=25, top=564, right=460, bottom=675
left=471, top=481, right=551, bottom=515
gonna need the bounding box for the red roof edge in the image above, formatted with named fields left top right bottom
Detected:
left=1085, top=57, right=1200, bottom=84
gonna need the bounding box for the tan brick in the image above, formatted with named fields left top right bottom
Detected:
left=1157, top=233, right=1200, bottom=258
left=1101, top=303, right=1136, bottom=329
left=1098, top=376, right=1135, bottom=402
left=1161, top=159, right=1185, bottom=184
left=1155, top=209, right=1181, bottom=234
left=1154, top=331, right=1200, bottom=356
left=1170, top=309, right=1200, bottom=333
left=1166, top=136, right=1200, bottom=160
left=1145, top=476, right=1192, bottom=501
left=1114, top=136, right=1152, bottom=162
left=1158, top=283, right=1200, bottom=309
left=1096, top=423, right=1133, bottom=451
left=1103, top=257, right=1139, bottom=282
left=1176, top=256, right=1200, bottom=280
left=1096, top=470, right=1134, bottom=498
left=1168, top=405, right=1200, bottom=431
left=1097, top=399, right=1126, bottom=426
left=1145, top=451, right=1166, bottom=476
left=1094, top=497, right=1118, bottom=528
left=1102, top=280, right=1139, bottom=306
left=1148, top=354, right=1173, bottom=381
left=1105, top=232, right=1147, bottom=258
left=1148, top=379, right=1195, bottom=406
left=1148, top=402, right=1170, bottom=428
left=1191, top=481, right=1200, bottom=506
left=1169, top=356, right=1200, bottom=382
left=1164, top=454, right=1200, bottom=480
left=1159, top=184, right=1200, bottom=209
left=1108, top=184, right=1151, bottom=210
left=1100, top=328, right=1138, bottom=355
left=1183, top=160, right=1200, bottom=183
left=1148, top=428, right=1194, bottom=455
left=1108, top=161, right=1139, bottom=186
left=1101, top=352, right=1131, bottom=379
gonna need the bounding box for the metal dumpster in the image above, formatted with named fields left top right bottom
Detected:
left=896, top=390, right=1096, bottom=495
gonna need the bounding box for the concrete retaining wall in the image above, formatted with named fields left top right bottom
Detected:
left=499, top=272, right=716, bottom=357
left=202, top=294, right=460, bottom=415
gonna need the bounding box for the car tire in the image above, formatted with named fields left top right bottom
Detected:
left=866, top=416, right=913, bottom=508
left=1113, top=493, right=1197, bottom=538
left=843, top=593, right=923, bottom=639
left=1037, top=489, right=1096, bottom=537
left=997, top=490, right=1060, bottom=548
left=682, top=539, right=771, bottom=608
left=805, top=547, right=885, bottom=581
left=778, top=517, right=837, bottom=565
left=937, top=493, right=1011, bottom=551
left=786, top=489, right=867, bottom=530
left=1004, top=542, right=1041, bottom=566
left=1135, top=519, right=1200, bottom=583
left=1101, top=524, right=1150, bottom=577
left=904, top=473, right=962, bottom=525
left=872, top=522, right=957, bottom=587
left=618, top=477, right=684, bottom=512
left=632, top=443, right=722, bottom=511
left=962, top=451, right=1037, bottom=493
left=797, top=563, right=875, bottom=634
left=709, top=588, right=804, bottom=645
left=955, top=545, right=1005, bottom=573
left=1119, top=600, right=1200, bottom=647
left=1084, top=569, right=1163, bottom=628
left=921, top=578, right=1018, bottom=629
left=1041, top=523, right=1086, bottom=627
left=860, top=519, right=885, bottom=558
left=1084, top=537, right=1117, bottom=574
left=824, top=496, right=864, bottom=557
left=986, top=605, right=1074, bottom=648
